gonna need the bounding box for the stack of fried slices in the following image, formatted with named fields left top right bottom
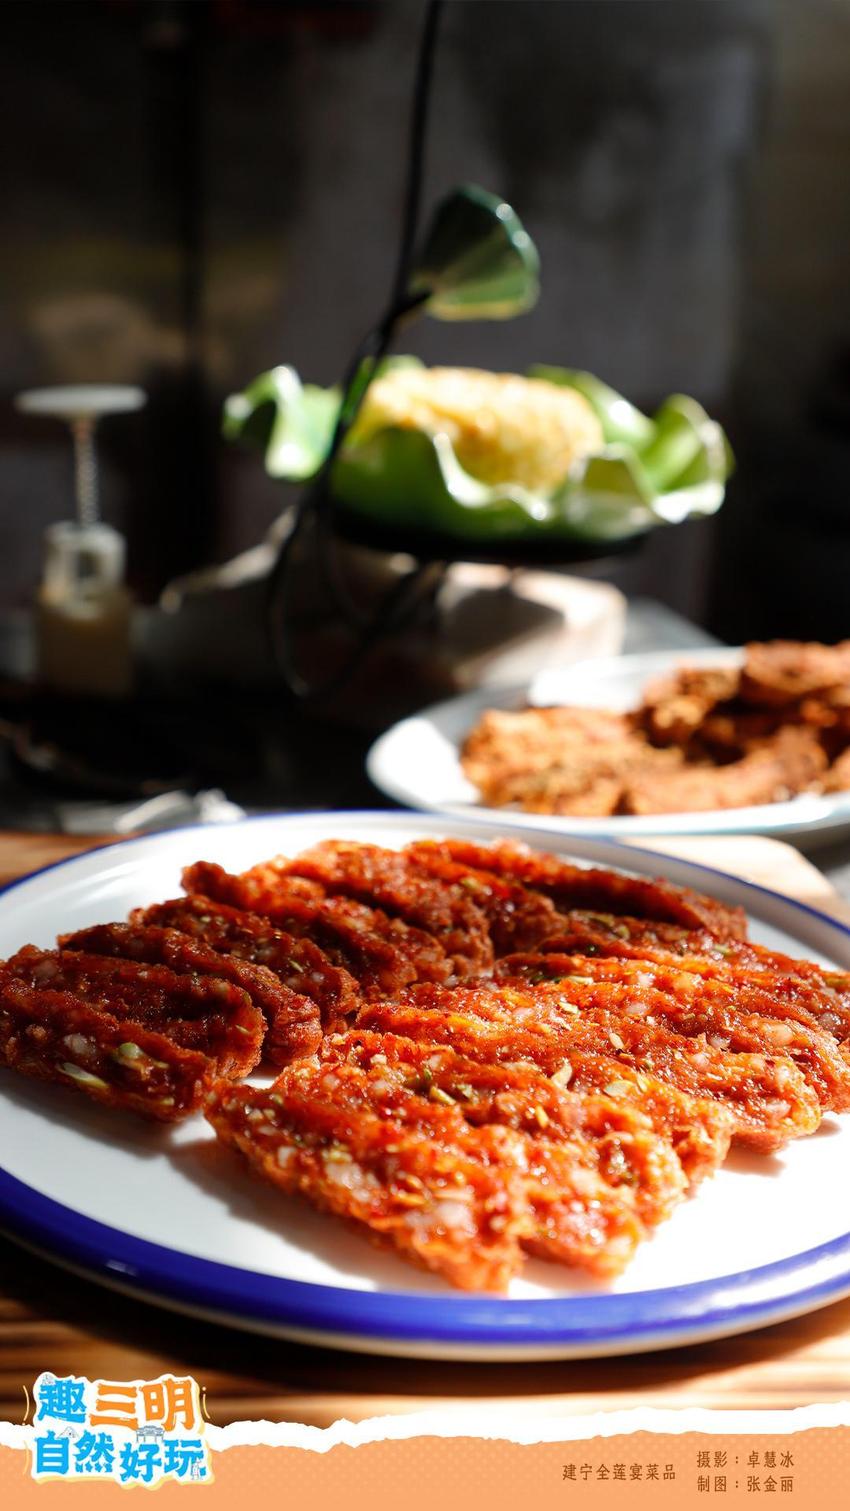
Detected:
left=1, top=838, right=848, bottom=1292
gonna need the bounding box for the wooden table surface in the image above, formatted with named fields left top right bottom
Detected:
left=1, top=829, right=850, bottom=1425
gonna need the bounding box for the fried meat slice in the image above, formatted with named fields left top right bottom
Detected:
left=133, top=895, right=360, bottom=1038
left=500, top=770, right=626, bottom=818
left=545, top=911, right=850, bottom=994
left=740, top=641, right=850, bottom=707
left=463, top=704, right=633, bottom=765
left=461, top=705, right=633, bottom=788
left=208, top=1028, right=681, bottom=1285
left=542, top=914, right=850, bottom=1039
left=639, top=665, right=741, bottom=747
left=495, top=953, right=850, bottom=1113
left=60, top=921, right=322, bottom=1066
left=460, top=706, right=684, bottom=816
left=799, top=686, right=850, bottom=753
left=424, top=838, right=747, bottom=940
left=206, top=1059, right=529, bottom=1292
left=335, top=1030, right=687, bottom=1268
left=551, top=1052, right=732, bottom=1187
left=182, top=861, right=451, bottom=993
left=403, top=839, right=565, bottom=953
left=620, top=728, right=826, bottom=815
left=3, top=946, right=263, bottom=1078
left=357, top=987, right=819, bottom=1152
left=697, top=706, right=790, bottom=759
left=0, top=981, right=211, bottom=1121
left=351, top=1003, right=730, bottom=1186
left=824, top=747, right=850, bottom=793
left=278, top=841, right=494, bottom=977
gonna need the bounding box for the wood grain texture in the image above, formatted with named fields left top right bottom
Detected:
left=0, top=829, right=848, bottom=1423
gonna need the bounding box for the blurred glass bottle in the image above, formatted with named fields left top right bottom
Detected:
left=15, top=385, right=145, bottom=697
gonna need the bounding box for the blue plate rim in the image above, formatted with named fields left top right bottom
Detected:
left=3, top=1162, right=850, bottom=1348
left=2, top=809, right=850, bottom=1352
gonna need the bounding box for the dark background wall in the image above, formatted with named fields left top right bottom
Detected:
left=1, top=0, right=848, bottom=640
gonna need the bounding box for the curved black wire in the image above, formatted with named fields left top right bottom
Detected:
left=389, top=0, right=442, bottom=310
left=267, top=1, right=444, bottom=699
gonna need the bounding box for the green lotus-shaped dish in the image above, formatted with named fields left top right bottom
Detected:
left=223, top=356, right=733, bottom=546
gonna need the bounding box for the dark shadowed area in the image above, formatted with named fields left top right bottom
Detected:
left=0, top=0, right=848, bottom=637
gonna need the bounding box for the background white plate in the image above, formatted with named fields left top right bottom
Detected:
left=367, top=648, right=850, bottom=841
left=2, top=811, right=850, bottom=1360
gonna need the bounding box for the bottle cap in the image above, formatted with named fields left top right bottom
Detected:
left=15, top=385, right=146, bottom=421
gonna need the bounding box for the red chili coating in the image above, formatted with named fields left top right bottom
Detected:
left=0, top=980, right=211, bottom=1121
left=333, top=1029, right=688, bottom=1244
left=278, top=841, right=495, bottom=977
left=543, top=1048, right=734, bottom=1188
left=1, top=829, right=838, bottom=1291
left=182, top=861, right=450, bottom=993
left=494, top=952, right=850, bottom=1113
left=357, top=986, right=820, bottom=1153
left=2, top=946, right=263, bottom=1078
left=206, top=1027, right=684, bottom=1288
left=423, top=838, right=747, bottom=940
left=60, top=920, right=322, bottom=1066
left=207, top=1063, right=529, bottom=1292
left=404, top=839, right=565, bottom=954
left=542, top=912, right=850, bottom=1028
left=346, top=1008, right=730, bottom=1189
left=133, top=895, right=360, bottom=1038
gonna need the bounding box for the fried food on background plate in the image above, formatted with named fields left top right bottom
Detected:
left=461, top=640, right=850, bottom=817
left=462, top=705, right=634, bottom=778
left=621, top=727, right=827, bottom=816
left=739, top=640, right=850, bottom=706
left=639, top=665, right=741, bottom=746
left=461, top=705, right=662, bottom=815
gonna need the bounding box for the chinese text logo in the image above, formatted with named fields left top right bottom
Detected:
left=31, top=1372, right=211, bottom=1486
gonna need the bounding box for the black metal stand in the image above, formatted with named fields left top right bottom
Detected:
left=264, top=0, right=643, bottom=703
left=266, top=3, right=442, bottom=701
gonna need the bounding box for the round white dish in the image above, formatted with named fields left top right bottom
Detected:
left=367, top=648, right=850, bottom=841
left=1, top=810, right=850, bottom=1360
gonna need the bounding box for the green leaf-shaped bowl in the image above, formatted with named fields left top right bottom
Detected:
left=223, top=358, right=733, bottom=552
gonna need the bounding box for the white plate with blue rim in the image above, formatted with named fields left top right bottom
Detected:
left=366, top=648, right=850, bottom=842
left=1, top=809, right=850, bottom=1360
